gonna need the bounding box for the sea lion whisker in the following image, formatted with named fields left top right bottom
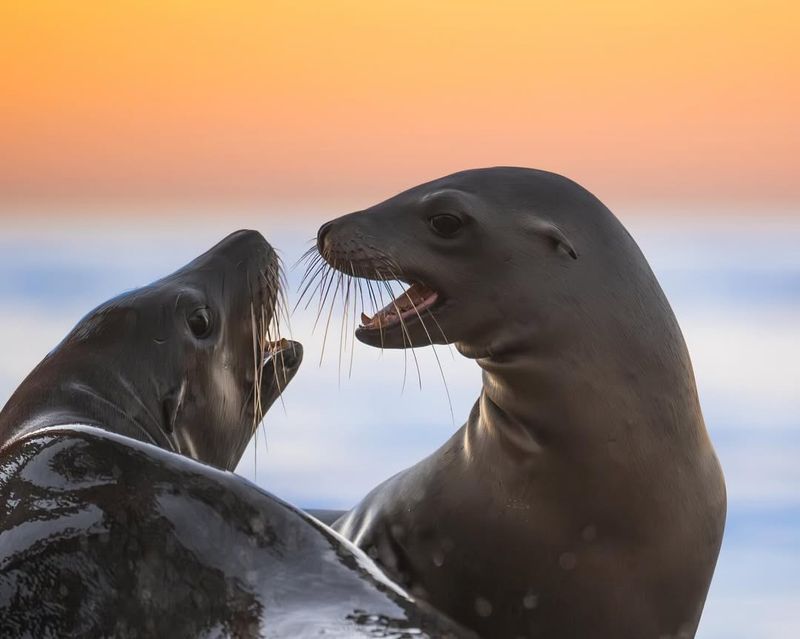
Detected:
left=86, top=380, right=169, bottom=449
left=350, top=266, right=364, bottom=377
left=337, top=272, right=353, bottom=385
left=250, top=302, right=262, bottom=435
left=295, top=253, right=326, bottom=299
left=295, top=259, right=329, bottom=312
left=367, top=269, right=408, bottom=384
left=115, top=374, right=164, bottom=435
left=378, top=276, right=422, bottom=391
left=254, top=301, right=266, bottom=421
left=342, top=266, right=356, bottom=373
left=391, top=272, right=455, bottom=423
left=319, top=271, right=344, bottom=366
left=312, top=266, right=337, bottom=331
left=251, top=299, right=260, bottom=480
left=253, top=413, right=258, bottom=479
left=264, top=306, right=288, bottom=415
left=292, top=243, right=322, bottom=270
left=366, top=278, right=387, bottom=352
left=260, top=421, right=269, bottom=457
left=259, top=301, right=269, bottom=417
left=423, top=307, right=454, bottom=357
left=272, top=262, right=293, bottom=335
left=302, top=261, right=327, bottom=315
left=380, top=258, right=454, bottom=359
left=295, top=248, right=320, bottom=277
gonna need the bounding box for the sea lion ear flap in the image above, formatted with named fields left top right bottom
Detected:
left=161, top=382, right=186, bottom=434
left=525, top=219, right=578, bottom=260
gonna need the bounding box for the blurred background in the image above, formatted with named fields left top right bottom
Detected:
left=1, top=2, right=797, bottom=637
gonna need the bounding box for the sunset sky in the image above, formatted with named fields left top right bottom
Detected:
left=1, top=1, right=798, bottom=205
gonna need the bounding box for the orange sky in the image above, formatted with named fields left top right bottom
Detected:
left=1, top=1, right=798, bottom=205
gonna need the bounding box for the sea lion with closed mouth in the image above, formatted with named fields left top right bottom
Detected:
left=312, top=167, right=727, bottom=638
left=0, top=230, right=473, bottom=638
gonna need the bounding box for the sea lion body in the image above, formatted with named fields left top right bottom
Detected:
left=0, top=426, right=472, bottom=638
left=315, top=167, right=726, bottom=638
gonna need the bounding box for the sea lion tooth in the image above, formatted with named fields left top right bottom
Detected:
left=361, top=312, right=372, bottom=325
left=268, top=338, right=290, bottom=352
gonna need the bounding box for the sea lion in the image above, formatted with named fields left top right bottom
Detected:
left=0, top=231, right=473, bottom=637
left=0, top=229, right=300, bottom=470
left=312, top=167, right=727, bottom=638
left=0, top=426, right=473, bottom=638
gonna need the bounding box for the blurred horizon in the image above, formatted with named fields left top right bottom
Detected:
left=2, top=194, right=798, bottom=224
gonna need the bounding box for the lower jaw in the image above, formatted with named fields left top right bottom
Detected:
left=355, top=328, right=408, bottom=348
left=354, top=314, right=435, bottom=348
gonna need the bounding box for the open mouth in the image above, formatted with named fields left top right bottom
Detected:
left=264, top=338, right=302, bottom=372
left=358, top=281, right=440, bottom=331
left=255, top=338, right=303, bottom=415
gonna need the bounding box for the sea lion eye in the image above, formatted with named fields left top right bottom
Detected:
left=187, top=307, right=212, bottom=338
left=429, top=214, right=463, bottom=237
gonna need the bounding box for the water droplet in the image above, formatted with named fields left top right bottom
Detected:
left=475, top=596, right=493, bottom=617
left=522, top=592, right=538, bottom=610
left=432, top=550, right=445, bottom=567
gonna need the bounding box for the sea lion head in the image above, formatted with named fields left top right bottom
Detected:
left=1, top=230, right=302, bottom=470
left=315, top=167, right=647, bottom=358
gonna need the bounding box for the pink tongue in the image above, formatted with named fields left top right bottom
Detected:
left=360, top=282, right=437, bottom=328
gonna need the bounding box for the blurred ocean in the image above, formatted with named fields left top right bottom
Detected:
left=0, top=206, right=797, bottom=638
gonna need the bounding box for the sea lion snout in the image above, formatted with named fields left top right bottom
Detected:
left=188, top=228, right=277, bottom=280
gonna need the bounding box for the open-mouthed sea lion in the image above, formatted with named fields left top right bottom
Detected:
left=0, top=230, right=472, bottom=637
left=0, top=229, right=300, bottom=469
left=312, top=167, right=727, bottom=638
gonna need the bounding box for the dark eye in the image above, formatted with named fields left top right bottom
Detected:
left=187, top=307, right=212, bottom=339
left=429, top=214, right=463, bottom=237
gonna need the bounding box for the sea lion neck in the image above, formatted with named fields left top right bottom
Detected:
left=0, top=353, right=173, bottom=453
left=457, top=297, right=703, bottom=457
left=457, top=330, right=589, bottom=454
